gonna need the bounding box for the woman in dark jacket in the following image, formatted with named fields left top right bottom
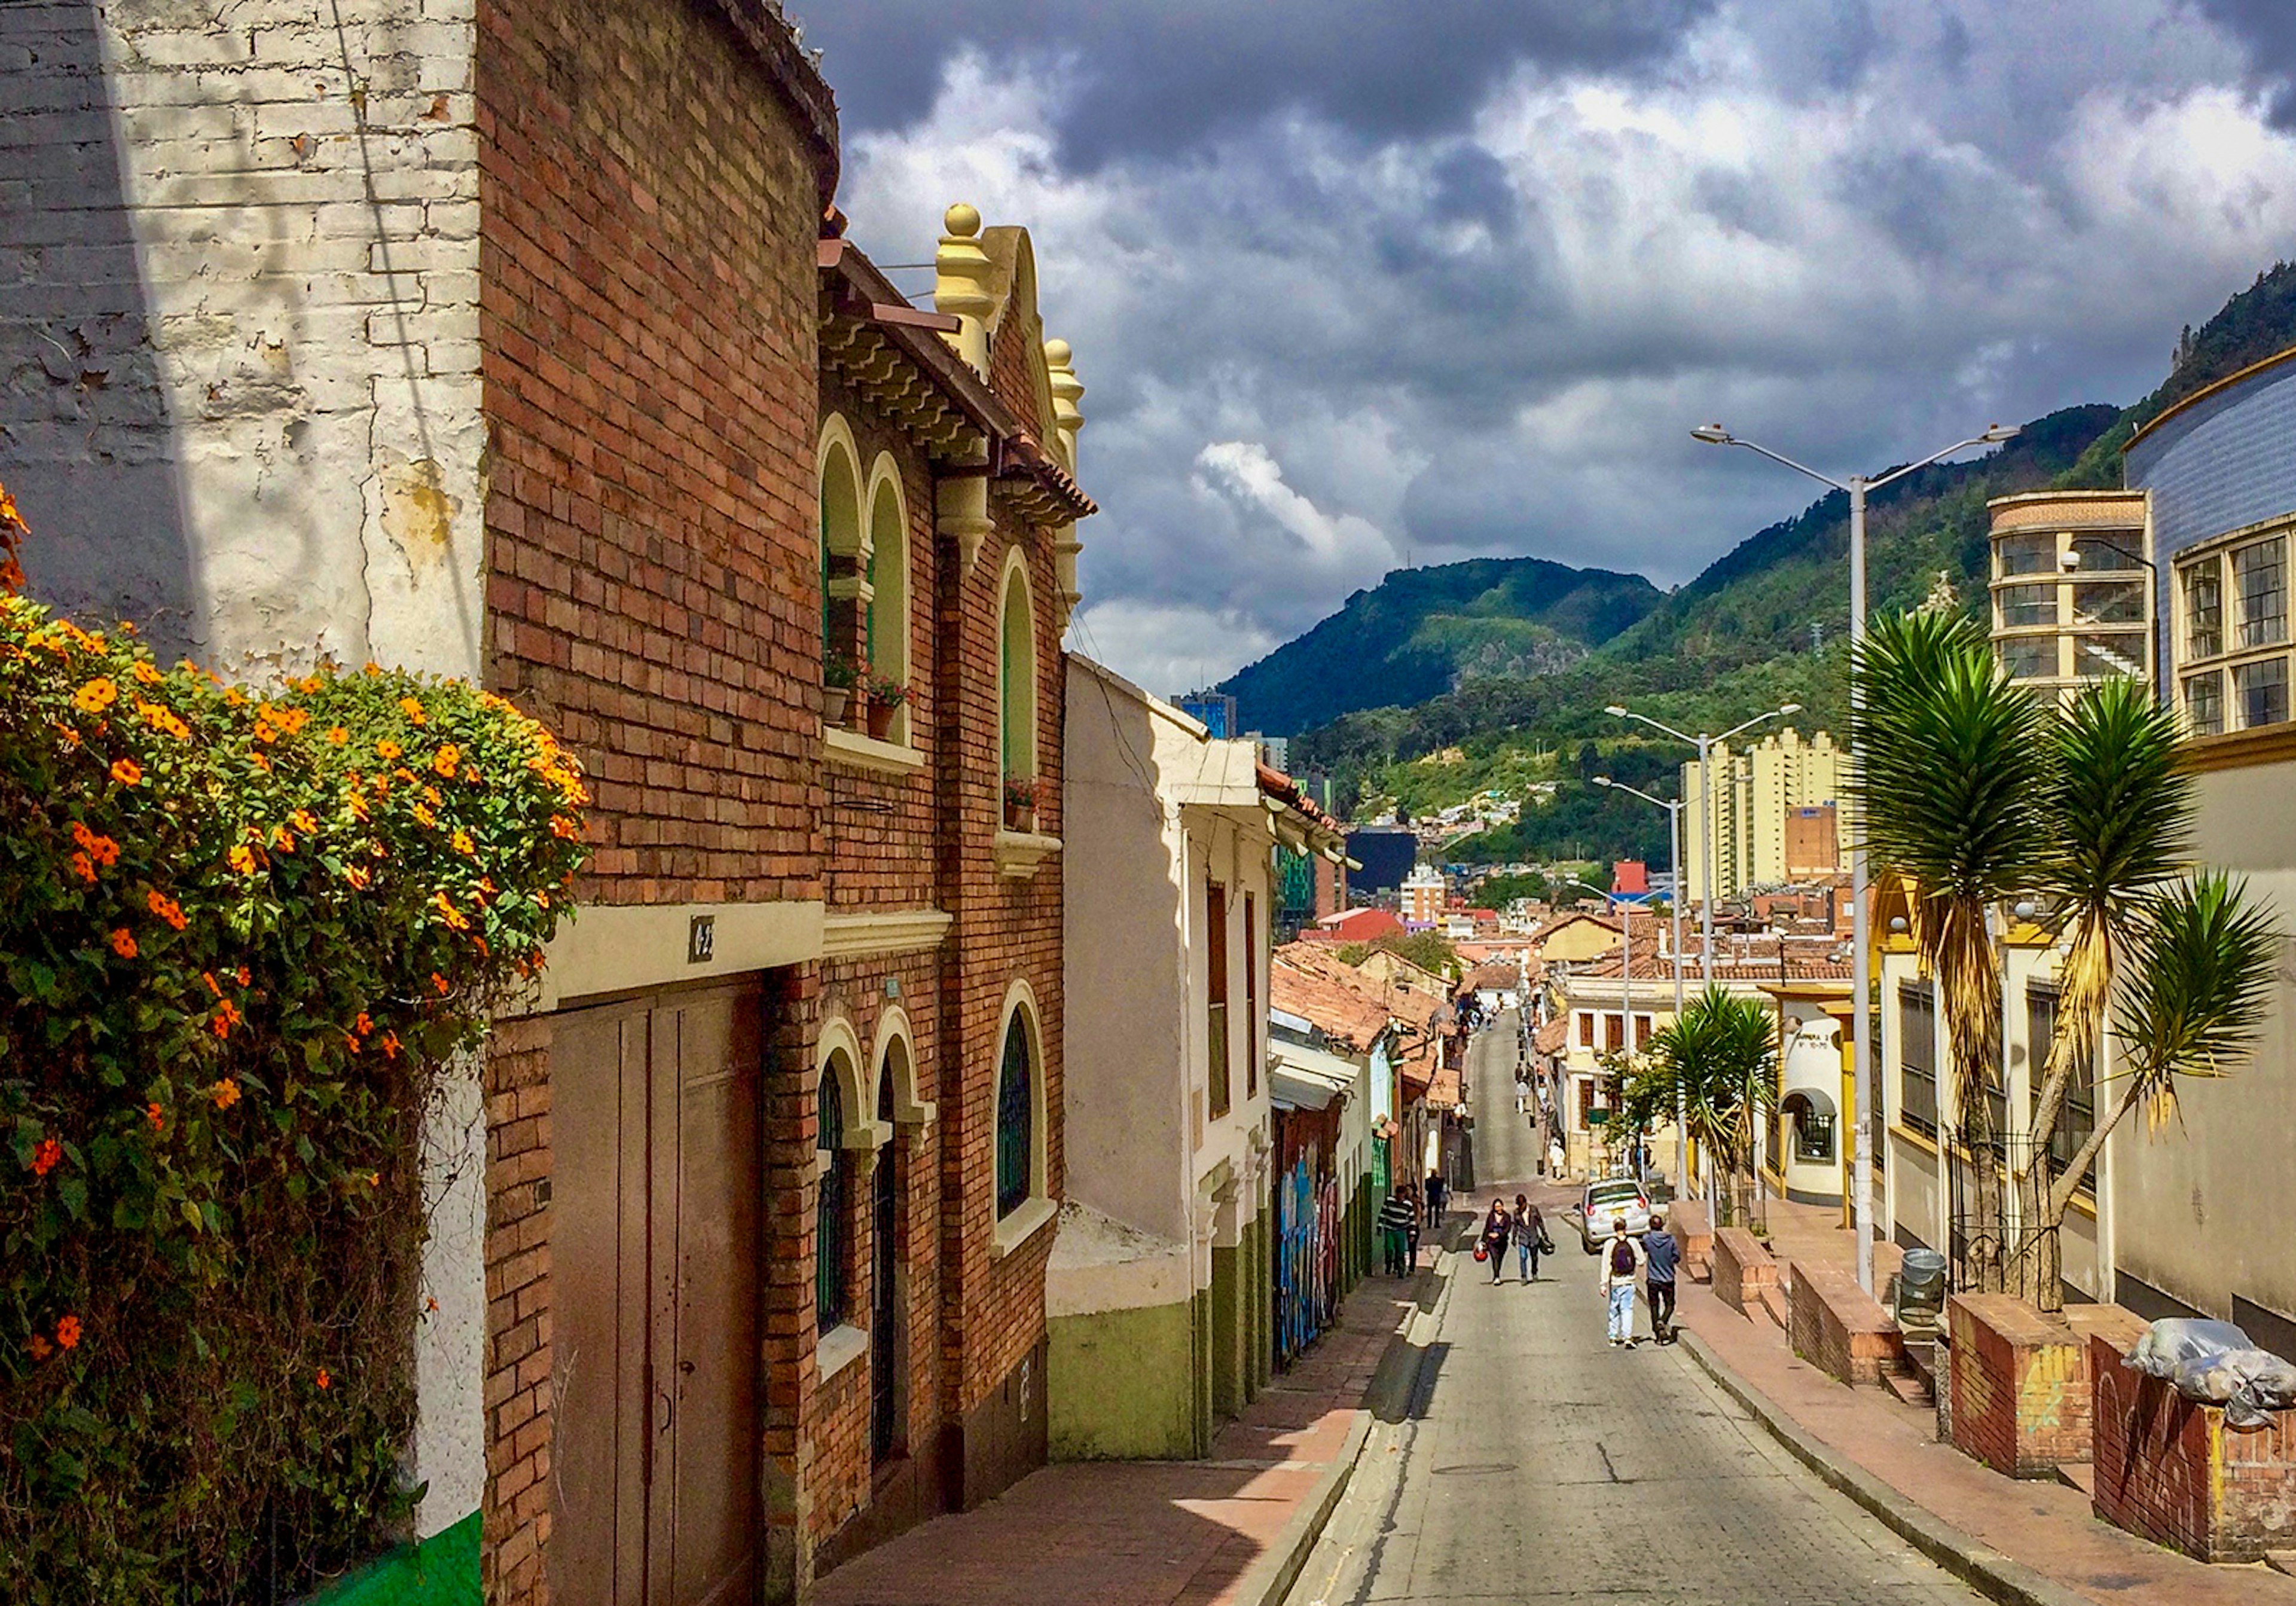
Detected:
left=1480, top=1198, right=1513, bottom=1283
left=1515, top=1193, right=1546, bottom=1282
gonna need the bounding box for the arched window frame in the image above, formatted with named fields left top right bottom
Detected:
left=871, top=1005, right=934, bottom=1131
left=817, top=416, right=869, bottom=723
left=863, top=452, right=912, bottom=747
left=996, top=546, right=1039, bottom=820
left=814, top=1018, right=887, bottom=1349
left=990, top=979, right=1054, bottom=1256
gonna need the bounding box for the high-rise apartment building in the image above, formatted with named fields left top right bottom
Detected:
left=1681, top=728, right=1845, bottom=903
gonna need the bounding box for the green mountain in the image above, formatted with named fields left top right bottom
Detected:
left=1214, top=557, right=1662, bottom=736
left=1277, top=258, right=2296, bottom=855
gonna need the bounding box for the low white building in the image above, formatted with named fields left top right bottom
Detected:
left=1057, top=655, right=1345, bottom=1458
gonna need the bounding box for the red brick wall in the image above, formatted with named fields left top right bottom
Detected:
left=2093, top=1332, right=2296, bottom=1561
left=480, top=0, right=825, bottom=912
left=480, top=1014, right=554, bottom=1606
left=1949, top=1294, right=2093, bottom=1477
left=1788, top=1263, right=1904, bottom=1386
left=1712, top=1227, right=1776, bottom=1316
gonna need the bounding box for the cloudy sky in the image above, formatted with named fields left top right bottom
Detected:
left=805, top=0, right=2296, bottom=695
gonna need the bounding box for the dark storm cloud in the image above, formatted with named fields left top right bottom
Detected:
left=833, top=1, right=2296, bottom=694
left=2191, top=0, right=2296, bottom=124
left=795, top=0, right=1718, bottom=163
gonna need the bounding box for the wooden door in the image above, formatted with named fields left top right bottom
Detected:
left=549, top=983, right=763, bottom=1606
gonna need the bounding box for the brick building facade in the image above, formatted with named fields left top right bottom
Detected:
left=2, top=1, right=1093, bottom=1601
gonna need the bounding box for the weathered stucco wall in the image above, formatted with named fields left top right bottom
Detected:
left=1, top=0, right=484, bottom=679
left=2112, top=758, right=2296, bottom=1323
left=1047, top=1298, right=1199, bottom=1461
left=1, top=0, right=489, bottom=1549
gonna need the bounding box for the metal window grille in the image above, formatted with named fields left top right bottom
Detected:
left=1207, top=881, right=1231, bottom=1120
left=817, top=1073, right=848, bottom=1330
left=1899, top=981, right=1938, bottom=1137
left=2234, top=657, right=2290, bottom=729
left=997, top=1015, right=1033, bottom=1219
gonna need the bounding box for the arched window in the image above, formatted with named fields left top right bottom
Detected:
left=865, top=455, right=909, bottom=744
left=817, top=419, right=866, bottom=720
left=817, top=1052, right=852, bottom=1331
left=996, top=1003, right=1035, bottom=1220
left=998, top=552, right=1037, bottom=807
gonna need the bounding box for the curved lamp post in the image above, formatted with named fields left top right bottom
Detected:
left=1594, top=775, right=1690, bottom=1199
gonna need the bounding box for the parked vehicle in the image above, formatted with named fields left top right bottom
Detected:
left=1572, top=1177, right=1653, bottom=1253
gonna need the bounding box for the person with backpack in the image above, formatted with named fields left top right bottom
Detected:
left=1600, top=1217, right=1644, bottom=1347
left=1376, top=1185, right=1418, bottom=1278
left=1425, top=1169, right=1448, bottom=1229
left=1642, top=1212, right=1680, bottom=1343
left=1514, top=1193, right=1547, bottom=1282
left=1479, top=1198, right=1513, bottom=1284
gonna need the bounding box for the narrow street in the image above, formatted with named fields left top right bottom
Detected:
left=1288, top=1013, right=1987, bottom=1605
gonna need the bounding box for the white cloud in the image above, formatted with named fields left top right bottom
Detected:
left=834, top=4, right=2296, bottom=696
left=1065, top=599, right=1279, bottom=698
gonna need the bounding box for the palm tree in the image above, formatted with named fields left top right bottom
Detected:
left=1849, top=612, right=2053, bottom=1289
left=1629, top=986, right=1778, bottom=1226
left=1852, top=615, right=2280, bottom=1305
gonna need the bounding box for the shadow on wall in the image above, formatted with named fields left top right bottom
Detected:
left=1, top=2, right=199, bottom=657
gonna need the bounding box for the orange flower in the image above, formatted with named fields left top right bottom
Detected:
left=72, top=677, right=118, bottom=713
left=136, top=700, right=190, bottom=740
left=29, top=1137, right=62, bottom=1177
left=536, top=889, right=550, bottom=908
left=432, top=744, right=459, bottom=778
left=450, top=829, right=475, bottom=856
left=72, top=824, right=120, bottom=866
left=343, top=864, right=372, bottom=890
left=289, top=809, right=317, bottom=833
left=110, top=758, right=142, bottom=786
left=210, top=1077, right=240, bottom=1109
left=297, top=675, right=323, bottom=694
left=55, top=1315, right=81, bottom=1350
left=430, top=890, right=468, bottom=930
left=211, top=1002, right=243, bottom=1041
left=432, top=971, right=451, bottom=996
left=228, top=844, right=257, bottom=874
left=146, top=1102, right=164, bottom=1132
left=377, top=1030, right=401, bottom=1059
left=550, top=815, right=579, bottom=839
left=399, top=697, right=428, bottom=725
left=273, top=828, right=295, bottom=855
left=50, top=720, right=81, bottom=749
left=376, top=740, right=402, bottom=761
left=236, top=965, right=251, bottom=987
left=413, top=804, right=436, bottom=828
left=253, top=722, right=277, bottom=744
left=109, top=928, right=136, bottom=958
left=70, top=850, right=95, bottom=883
left=327, top=726, right=350, bottom=746
left=316, top=1367, right=331, bottom=1390
left=146, top=889, right=187, bottom=931
left=26, top=1334, right=51, bottom=1362
left=202, top=971, right=222, bottom=996
left=249, top=753, right=271, bottom=773
left=354, top=1012, right=374, bottom=1037
left=131, top=661, right=161, bottom=686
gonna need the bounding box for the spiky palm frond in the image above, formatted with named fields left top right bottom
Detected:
left=1637, top=986, right=1778, bottom=1176
left=2113, top=871, right=2280, bottom=1121
left=1849, top=610, right=2056, bottom=906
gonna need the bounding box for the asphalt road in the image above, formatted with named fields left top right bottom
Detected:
left=1286, top=1013, right=1984, bottom=1605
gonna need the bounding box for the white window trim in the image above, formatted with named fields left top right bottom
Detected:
left=2175, top=521, right=2295, bottom=735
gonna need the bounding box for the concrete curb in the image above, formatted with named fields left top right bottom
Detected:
left=1678, top=1327, right=2096, bottom=1606
left=1234, top=1249, right=1458, bottom=1606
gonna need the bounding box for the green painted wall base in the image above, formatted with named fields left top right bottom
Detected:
left=298, top=1510, right=480, bottom=1606
left=1049, top=1298, right=1201, bottom=1460
left=1210, top=1242, right=1242, bottom=1421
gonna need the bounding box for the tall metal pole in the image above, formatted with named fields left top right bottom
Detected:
left=1849, top=475, right=1875, bottom=1296
left=1669, top=802, right=1688, bottom=1197
left=1696, top=733, right=1714, bottom=984
left=1620, top=893, right=1634, bottom=1181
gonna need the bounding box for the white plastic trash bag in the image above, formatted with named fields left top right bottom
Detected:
left=2124, top=1318, right=2296, bottom=1428
left=2124, top=1318, right=2249, bottom=1381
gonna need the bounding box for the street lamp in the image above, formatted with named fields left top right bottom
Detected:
left=1603, top=703, right=1800, bottom=988
left=1594, top=775, right=1690, bottom=1198
left=1692, top=418, right=2020, bottom=1296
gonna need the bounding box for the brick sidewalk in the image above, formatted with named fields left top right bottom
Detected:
left=813, top=1270, right=1422, bottom=1606
left=1675, top=1277, right=2296, bottom=1605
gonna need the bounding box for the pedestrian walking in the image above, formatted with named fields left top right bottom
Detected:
left=1514, top=1074, right=1529, bottom=1115
left=1514, top=1193, right=1547, bottom=1282
left=1376, top=1186, right=1418, bottom=1278
left=1425, top=1169, right=1448, bottom=1229
left=1479, top=1199, right=1512, bottom=1284
left=1642, top=1211, right=1680, bottom=1343
left=1404, top=1184, right=1422, bottom=1270
left=1600, top=1217, right=1643, bottom=1348
left=1546, top=1134, right=1565, bottom=1181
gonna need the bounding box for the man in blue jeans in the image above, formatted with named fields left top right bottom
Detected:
left=1600, top=1218, right=1642, bottom=1348
left=1642, top=1212, right=1680, bottom=1344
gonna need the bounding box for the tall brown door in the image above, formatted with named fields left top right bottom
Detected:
left=551, top=982, right=763, bottom=1606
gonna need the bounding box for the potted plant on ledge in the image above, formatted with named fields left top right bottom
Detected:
left=866, top=672, right=908, bottom=742
left=824, top=651, right=862, bottom=728
left=1003, top=775, right=1039, bottom=831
